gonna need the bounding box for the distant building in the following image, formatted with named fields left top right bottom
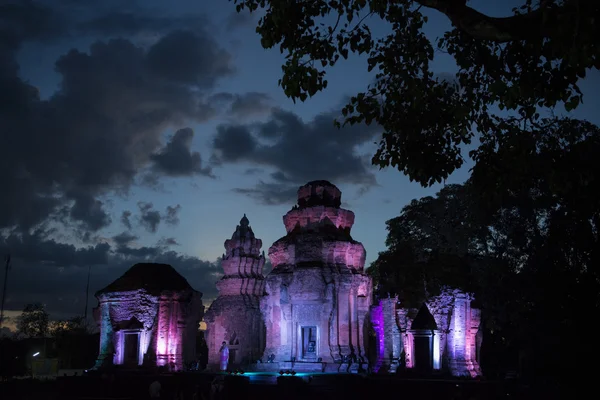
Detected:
left=93, top=263, right=204, bottom=370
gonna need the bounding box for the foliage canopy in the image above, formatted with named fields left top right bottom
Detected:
left=16, top=303, right=49, bottom=338
left=232, top=0, right=599, bottom=185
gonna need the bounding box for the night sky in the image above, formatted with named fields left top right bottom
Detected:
left=1, top=0, right=598, bottom=332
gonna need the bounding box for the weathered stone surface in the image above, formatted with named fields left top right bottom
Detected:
left=205, top=215, right=267, bottom=367
left=260, top=181, right=373, bottom=365
left=93, top=263, right=204, bottom=371
left=371, top=289, right=482, bottom=377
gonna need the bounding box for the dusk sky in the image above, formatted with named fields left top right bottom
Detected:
left=1, top=0, right=598, bottom=331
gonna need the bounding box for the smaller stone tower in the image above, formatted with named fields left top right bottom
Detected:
left=204, top=215, right=266, bottom=367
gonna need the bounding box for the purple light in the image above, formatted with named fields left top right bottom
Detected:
left=370, top=304, right=385, bottom=372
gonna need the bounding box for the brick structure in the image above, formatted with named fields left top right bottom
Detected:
left=204, top=215, right=266, bottom=368
left=93, top=263, right=204, bottom=370
left=260, top=181, right=373, bottom=369
left=371, top=289, right=482, bottom=377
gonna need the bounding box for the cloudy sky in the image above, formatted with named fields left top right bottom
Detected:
left=1, top=0, right=598, bottom=331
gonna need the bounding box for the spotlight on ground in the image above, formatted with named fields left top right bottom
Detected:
left=279, top=370, right=285, bottom=375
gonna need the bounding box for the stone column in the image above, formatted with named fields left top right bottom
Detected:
left=94, top=300, right=114, bottom=368
left=356, top=296, right=369, bottom=360
left=349, top=286, right=359, bottom=356
left=336, top=283, right=352, bottom=359
left=433, top=330, right=441, bottom=370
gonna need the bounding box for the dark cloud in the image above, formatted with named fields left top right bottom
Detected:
left=0, top=229, right=110, bottom=267
left=209, top=92, right=273, bottom=119
left=0, top=23, right=232, bottom=233
left=233, top=182, right=299, bottom=206
left=147, top=30, right=233, bottom=88
left=212, top=108, right=380, bottom=204
left=78, top=12, right=209, bottom=38
left=0, top=232, right=222, bottom=321
left=137, top=202, right=161, bottom=233
left=157, top=237, right=179, bottom=247
left=1, top=1, right=211, bottom=46
left=150, top=128, right=213, bottom=177
left=164, top=205, right=181, bottom=226
left=67, top=191, right=112, bottom=231
left=212, top=125, right=257, bottom=163
left=0, top=1, right=66, bottom=46
left=112, top=231, right=137, bottom=247
left=135, top=203, right=182, bottom=233
left=120, top=211, right=132, bottom=230
left=244, top=168, right=264, bottom=175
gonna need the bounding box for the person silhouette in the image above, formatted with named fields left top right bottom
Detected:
left=218, top=342, right=229, bottom=372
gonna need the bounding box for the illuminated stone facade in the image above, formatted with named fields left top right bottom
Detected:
left=93, top=263, right=204, bottom=370
left=260, top=181, right=373, bottom=367
left=204, top=215, right=266, bottom=368
left=371, top=289, right=482, bottom=377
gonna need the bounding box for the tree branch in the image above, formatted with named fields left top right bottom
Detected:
left=412, top=0, right=593, bottom=43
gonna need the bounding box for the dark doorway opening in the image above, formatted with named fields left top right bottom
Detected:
left=413, top=335, right=433, bottom=372
left=123, top=333, right=139, bottom=366
left=301, top=326, right=317, bottom=359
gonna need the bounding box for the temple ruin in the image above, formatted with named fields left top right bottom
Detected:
left=260, top=180, right=373, bottom=371
left=92, top=180, right=483, bottom=377
left=93, top=263, right=204, bottom=370
left=371, top=289, right=482, bottom=377
left=204, top=214, right=266, bottom=367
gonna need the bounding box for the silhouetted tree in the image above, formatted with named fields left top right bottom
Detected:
left=372, top=156, right=600, bottom=382
left=49, top=316, right=96, bottom=369
left=232, top=0, right=599, bottom=185
left=49, top=316, right=93, bottom=337
left=16, top=303, right=49, bottom=338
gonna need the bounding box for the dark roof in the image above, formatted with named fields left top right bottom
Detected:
left=411, top=303, right=438, bottom=330
left=96, top=263, right=193, bottom=296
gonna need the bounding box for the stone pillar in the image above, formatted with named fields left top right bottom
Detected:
left=283, top=304, right=293, bottom=360
left=337, top=283, right=352, bottom=359
left=356, top=296, right=369, bottom=361
left=403, top=332, right=414, bottom=369
left=433, top=330, right=441, bottom=370
left=94, top=300, right=114, bottom=368
left=349, top=288, right=358, bottom=356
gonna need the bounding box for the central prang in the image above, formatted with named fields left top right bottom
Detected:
left=261, top=180, right=372, bottom=368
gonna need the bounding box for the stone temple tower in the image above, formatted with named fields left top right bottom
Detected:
left=260, top=181, right=372, bottom=367
left=204, top=215, right=267, bottom=367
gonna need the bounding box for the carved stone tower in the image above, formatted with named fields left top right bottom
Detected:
left=204, top=215, right=266, bottom=367
left=260, top=181, right=372, bottom=368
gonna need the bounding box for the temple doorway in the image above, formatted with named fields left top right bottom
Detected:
left=301, top=326, right=317, bottom=359
left=123, top=332, right=140, bottom=365
left=413, top=335, right=433, bottom=372
left=410, top=303, right=438, bottom=373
